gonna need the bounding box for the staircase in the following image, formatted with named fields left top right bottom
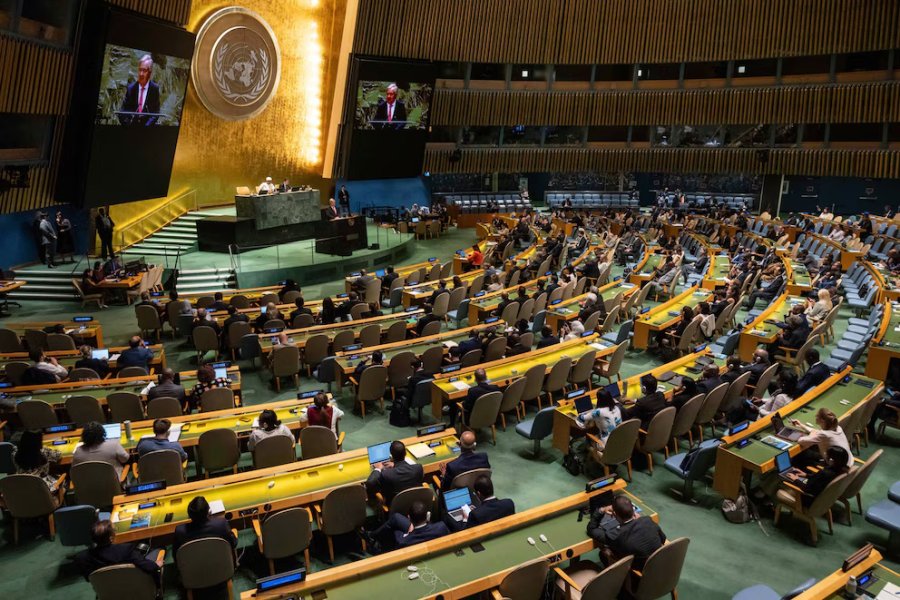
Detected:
left=175, top=268, right=237, bottom=296
left=8, top=264, right=82, bottom=301
left=120, top=210, right=221, bottom=259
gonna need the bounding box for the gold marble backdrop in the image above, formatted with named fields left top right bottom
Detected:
left=114, top=0, right=346, bottom=225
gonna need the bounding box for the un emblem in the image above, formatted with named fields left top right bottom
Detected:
left=192, top=7, right=281, bottom=121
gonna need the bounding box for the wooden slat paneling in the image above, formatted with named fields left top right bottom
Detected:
left=431, top=82, right=900, bottom=126
left=423, top=147, right=900, bottom=180
left=354, top=0, right=900, bottom=64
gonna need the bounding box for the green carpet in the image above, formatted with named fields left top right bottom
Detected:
left=1, top=228, right=897, bottom=599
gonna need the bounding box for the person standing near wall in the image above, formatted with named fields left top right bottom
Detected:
left=95, top=208, right=115, bottom=260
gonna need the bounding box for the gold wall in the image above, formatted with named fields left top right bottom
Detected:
left=113, top=0, right=348, bottom=224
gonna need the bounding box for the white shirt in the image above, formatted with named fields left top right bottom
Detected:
left=758, top=393, right=792, bottom=417
left=798, top=427, right=854, bottom=467
left=576, top=405, right=623, bottom=443
left=35, top=360, right=69, bottom=380
left=259, top=182, right=276, bottom=194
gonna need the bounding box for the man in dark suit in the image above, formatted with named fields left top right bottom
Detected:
left=450, top=369, right=499, bottom=427
left=338, top=185, right=351, bottom=216
left=457, top=330, right=482, bottom=357
left=172, top=496, right=237, bottom=560
left=372, top=500, right=449, bottom=550
left=537, top=325, right=560, bottom=348
left=797, top=349, right=830, bottom=393
left=76, top=520, right=163, bottom=583
left=372, top=83, right=407, bottom=130
left=464, top=475, right=515, bottom=527
left=74, top=344, right=109, bottom=377
left=587, top=494, right=666, bottom=570
left=745, top=270, right=785, bottom=311
left=741, top=349, right=771, bottom=387
left=95, top=208, right=115, bottom=260
left=147, top=368, right=186, bottom=406
left=696, top=366, right=724, bottom=394
left=324, top=198, right=339, bottom=220
left=625, top=374, right=668, bottom=428
left=428, top=280, right=449, bottom=306
left=415, top=307, right=441, bottom=337
left=119, top=55, right=161, bottom=126
left=366, top=440, right=423, bottom=504
left=210, top=292, right=229, bottom=312
left=382, top=266, right=399, bottom=290
left=439, top=431, right=490, bottom=489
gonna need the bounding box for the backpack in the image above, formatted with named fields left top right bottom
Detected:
left=721, top=483, right=754, bottom=524
left=562, top=437, right=589, bottom=476
left=388, top=398, right=410, bottom=427
left=678, top=444, right=702, bottom=473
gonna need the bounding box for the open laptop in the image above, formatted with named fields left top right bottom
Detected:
left=214, top=366, right=228, bottom=380
left=774, top=451, right=807, bottom=483
left=604, top=382, right=621, bottom=401
left=444, top=487, right=474, bottom=522
left=367, top=441, right=392, bottom=466
left=103, top=423, right=122, bottom=440
left=91, top=348, right=109, bottom=360
left=770, top=413, right=804, bottom=442
left=574, top=395, right=593, bottom=415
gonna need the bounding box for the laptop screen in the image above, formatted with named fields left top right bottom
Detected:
left=444, top=487, right=472, bottom=512
left=604, top=382, right=621, bottom=399
left=729, top=421, right=750, bottom=436
left=574, top=395, right=593, bottom=414
left=214, top=367, right=228, bottom=380
left=770, top=413, right=784, bottom=432
left=92, top=348, right=109, bottom=360
left=411, top=218, right=420, bottom=223
left=367, top=442, right=392, bottom=465
left=775, top=451, right=791, bottom=473
left=103, top=423, right=122, bottom=440
left=375, top=269, right=385, bottom=278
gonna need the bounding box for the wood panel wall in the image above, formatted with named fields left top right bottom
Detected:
left=0, top=0, right=191, bottom=214
left=423, top=147, right=900, bottom=180
left=431, top=82, right=900, bottom=126
left=355, top=0, right=900, bottom=64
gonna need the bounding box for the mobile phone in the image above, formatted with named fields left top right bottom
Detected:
left=470, top=542, right=485, bottom=553
left=164, top=512, right=174, bottom=523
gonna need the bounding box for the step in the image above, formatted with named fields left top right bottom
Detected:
left=8, top=291, right=79, bottom=301
left=177, top=283, right=236, bottom=293
left=148, top=232, right=197, bottom=241
left=178, top=274, right=236, bottom=283
left=167, top=222, right=199, bottom=231
left=130, top=243, right=192, bottom=251
left=9, top=284, right=76, bottom=294
left=179, top=267, right=234, bottom=275
left=120, top=248, right=173, bottom=257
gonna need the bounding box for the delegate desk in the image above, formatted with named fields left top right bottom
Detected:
left=793, top=548, right=898, bottom=599
left=181, top=286, right=283, bottom=306
left=258, top=310, right=423, bottom=353
left=785, top=260, right=813, bottom=296
left=870, top=261, right=900, bottom=301
left=552, top=349, right=727, bottom=454
left=0, top=280, right=25, bottom=317
left=43, top=395, right=328, bottom=465
left=0, top=344, right=166, bottom=376
left=243, top=480, right=656, bottom=600
left=712, top=369, right=882, bottom=499
left=543, top=276, right=640, bottom=334
left=633, top=287, right=713, bottom=349
left=3, top=320, right=105, bottom=348
left=453, top=240, right=495, bottom=274
left=430, top=334, right=615, bottom=419
left=737, top=293, right=807, bottom=361
left=344, top=258, right=442, bottom=294
left=402, top=269, right=483, bottom=309
left=629, top=251, right=663, bottom=285
left=865, top=302, right=897, bottom=382
left=110, top=429, right=460, bottom=543
left=701, top=253, right=731, bottom=290
left=467, top=278, right=545, bottom=324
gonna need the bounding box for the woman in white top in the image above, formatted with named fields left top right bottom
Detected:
left=71, top=422, right=129, bottom=477
left=485, top=274, right=503, bottom=293
left=561, top=319, right=585, bottom=341
left=755, top=372, right=799, bottom=418
left=805, top=288, right=833, bottom=322
left=828, top=226, right=846, bottom=242
left=248, top=409, right=295, bottom=451
left=790, top=407, right=854, bottom=467
left=575, top=390, right=622, bottom=448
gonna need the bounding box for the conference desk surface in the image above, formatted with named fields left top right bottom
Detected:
left=257, top=310, right=423, bottom=352
left=865, top=302, right=898, bottom=382
left=552, top=349, right=726, bottom=453
left=42, top=396, right=321, bottom=464
left=633, top=287, right=713, bottom=349
left=737, top=293, right=807, bottom=361
left=712, top=369, right=882, bottom=499
left=3, top=321, right=105, bottom=348
left=1, top=366, right=241, bottom=411
left=111, top=429, right=459, bottom=542
left=0, top=344, right=166, bottom=376
left=629, top=252, right=663, bottom=284
left=701, top=254, right=731, bottom=289
left=345, top=259, right=443, bottom=294
left=453, top=240, right=494, bottom=274
left=0, top=280, right=25, bottom=294
left=401, top=270, right=483, bottom=308
left=786, top=261, right=813, bottom=295
left=794, top=550, right=898, bottom=599
left=96, top=272, right=144, bottom=290
left=243, top=481, right=657, bottom=600
left=467, top=278, right=544, bottom=324
left=545, top=280, right=639, bottom=334
left=430, top=334, right=614, bottom=417
left=870, top=261, right=900, bottom=301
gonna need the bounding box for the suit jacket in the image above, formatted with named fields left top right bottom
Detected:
left=466, top=497, right=515, bottom=527
left=366, top=460, right=424, bottom=504
left=324, top=206, right=339, bottom=220
left=741, top=361, right=769, bottom=386
left=147, top=380, right=186, bottom=404
left=172, top=518, right=236, bottom=559
left=95, top=214, right=115, bottom=236
left=74, top=357, right=109, bottom=377
left=76, top=543, right=160, bottom=582
left=537, top=335, right=559, bottom=348
left=697, top=376, right=724, bottom=394
left=797, top=362, right=830, bottom=393
left=761, top=275, right=784, bottom=295
left=373, top=98, right=408, bottom=129
left=464, top=382, right=500, bottom=416
left=338, top=188, right=350, bottom=206
left=120, top=80, right=161, bottom=125
left=441, top=450, right=491, bottom=490
left=396, top=521, right=449, bottom=547
left=626, top=391, right=667, bottom=428
left=457, top=337, right=482, bottom=357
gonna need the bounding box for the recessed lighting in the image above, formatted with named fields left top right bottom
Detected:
left=737, top=65, right=746, bottom=74
left=637, top=69, right=643, bottom=77
left=521, top=70, right=529, bottom=77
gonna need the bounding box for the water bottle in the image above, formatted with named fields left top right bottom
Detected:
left=124, top=420, right=132, bottom=441
left=844, top=575, right=857, bottom=599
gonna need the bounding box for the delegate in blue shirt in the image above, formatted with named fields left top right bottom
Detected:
left=135, top=437, right=188, bottom=461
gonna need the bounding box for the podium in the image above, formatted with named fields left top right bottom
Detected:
left=315, top=217, right=368, bottom=256
left=235, top=189, right=321, bottom=229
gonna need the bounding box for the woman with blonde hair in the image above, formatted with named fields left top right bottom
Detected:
left=805, top=288, right=833, bottom=322
left=789, top=407, right=854, bottom=467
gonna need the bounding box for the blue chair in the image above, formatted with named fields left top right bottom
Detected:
left=865, top=499, right=900, bottom=558
left=663, top=439, right=721, bottom=500
left=731, top=578, right=817, bottom=600
left=55, top=505, right=99, bottom=557
left=239, top=333, right=261, bottom=368
left=531, top=310, right=546, bottom=335
left=515, top=407, right=555, bottom=457
left=0, top=441, right=14, bottom=475
left=381, top=286, right=404, bottom=312
left=602, top=319, right=633, bottom=346
left=447, top=298, right=470, bottom=329
left=890, top=481, right=900, bottom=503
left=409, top=378, right=435, bottom=424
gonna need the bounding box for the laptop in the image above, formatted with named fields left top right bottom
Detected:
left=91, top=348, right=110, bottom=360
left=444, top=487, right=474, bottom=522
left=367, top=441, right=392, bottom=466
left=574, top=395, right=593, bottom=415
left=103, top=423, right=122, bottom=440
left=770, top=413, right=804, bottom=442
left=604, top=382, right=621, bottom=400
left=411, top=217, right=420, bottom=223
left=774, top=451, right=807, bottom=483
left=375, top=269, right=385, bottom=278
left=214, top=367, right=228, bottom=380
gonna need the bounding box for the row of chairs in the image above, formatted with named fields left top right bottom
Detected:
left=546, top=192, right=637, bottom=208
left=0, top=327, right=82, bottom=353
left=823, top=302, right=885, bottom=372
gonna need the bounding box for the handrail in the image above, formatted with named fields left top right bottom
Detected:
left=115, top=189, right=198, bottom=251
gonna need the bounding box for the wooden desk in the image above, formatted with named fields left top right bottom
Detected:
left=629, top=252, right=663, bottom=285
left=257, top=310, right=423, bottom=353
left=793, top=549, right=898, bottom=599
left=453, top=240, right=494, bottom=274
left=182, top=286, right=283, bottom=306
left=785, top=260, right=813, bottom=296
left=430, top=334, right=615, bottom=419
left=712, top=369, right=882, bottom=499
left=633, top=287, right=713, bottom=349
left=111, top=429, right=459, bottom=543
left=344, top=259, right=443, bottom=294
left=865, top=302, right=897, bottom=381
left=467, top=278, right=546, bottom=324
left=3, top=320, right=105, bottom=348
left=0, top=280, right=25, bottom=317
left=737, top=294, right=806, bottom=361
left=701, top=254, right=731, bottom=290
left=241, top=480, right=657, bottom=600
left=0, top=344, right=166, bottom=376
left=401, top=269, right=483, bottom=309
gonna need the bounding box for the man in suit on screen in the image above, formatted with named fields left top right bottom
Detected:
left=119, top=54, right=161, bottom=126
left=372, top=83, right=407, bottom=129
